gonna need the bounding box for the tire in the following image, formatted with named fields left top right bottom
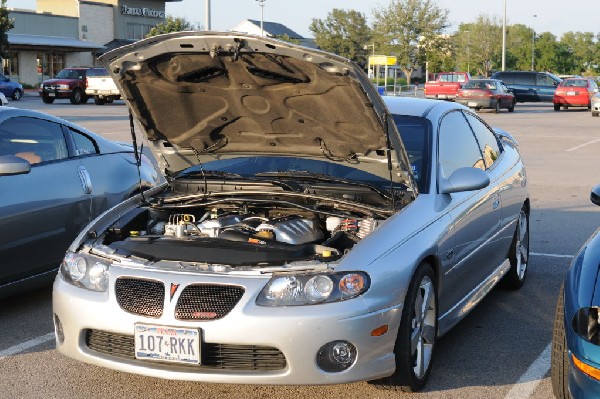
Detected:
left=554, top=104, right=560, bottom=111
left=70, top=88, right=83, bottom=104
left=42, top=95, right=54, bottom=104
left=551, top=284, right=569, bottom=399
left=494, top=101, right=500, bottom=113
left=501, top=205, right=529, bottom=289
left=593, top=111, right=599, bottom=117
left=94, top=96, right=106, bottom=105
left=12, top=89, right=22, bottom=101
left=508, top=100, right=515, bottom=112
left=369, top=263, right=437, bottom=392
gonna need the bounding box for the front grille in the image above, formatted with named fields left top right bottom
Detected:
left=115, top=278, right=165, bottom=318
left=175, top=284, right=245, bottom=321
left=85, top=329, right=287, bottom=370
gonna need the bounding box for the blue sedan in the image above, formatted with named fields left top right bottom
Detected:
left=0, top=74, right=24, bottom=100
left=552, top=184, right=600, bottom=399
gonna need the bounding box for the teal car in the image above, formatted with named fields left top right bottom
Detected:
left=552, top=185, right=600, bottom=399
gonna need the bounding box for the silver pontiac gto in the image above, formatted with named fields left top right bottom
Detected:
left=52, top=32, right=529, bottom=392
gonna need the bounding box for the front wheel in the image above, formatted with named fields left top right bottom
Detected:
left=369, top=263, right=437, bottom=392
left=501, top=205, right=529, bottom=289
left=508, top=100, right=515, bottom=112
left=551, top=284, right=569, bottom=399
left=70, top=88, right=83, bottom=104
left=42, top=95, right=54, bottom=104
left=12, top=89, right=22, bottom=100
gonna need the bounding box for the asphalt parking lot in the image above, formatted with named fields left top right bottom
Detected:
left=1, top=94, right=599, bottom=399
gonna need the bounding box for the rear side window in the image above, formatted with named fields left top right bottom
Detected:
left=511, top=73, right=534, bottom=85
left=536, top=74, right=558, bottom=86
left=67, top=127, right=98, bottom=156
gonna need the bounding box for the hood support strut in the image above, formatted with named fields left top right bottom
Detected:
left=129, top=110, right=147, bottom=203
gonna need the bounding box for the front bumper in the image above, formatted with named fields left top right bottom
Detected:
left=38, top=89, right=72, bottom=99
left=569, top=353, right=600, bottom=399
left=52, top=265, right=400, bottom=385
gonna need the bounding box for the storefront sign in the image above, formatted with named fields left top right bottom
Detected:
left=121, top=4, right=165, bottom=18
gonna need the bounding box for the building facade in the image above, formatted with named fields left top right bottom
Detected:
left=6, top=0, right=181, bottom=86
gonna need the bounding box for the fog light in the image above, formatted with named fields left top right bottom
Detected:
left=316, top=340, right=357, bottom=372
left=54, top=314, right=64, bottom=344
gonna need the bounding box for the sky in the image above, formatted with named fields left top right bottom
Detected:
left=6, top=0, right=600, bottom=39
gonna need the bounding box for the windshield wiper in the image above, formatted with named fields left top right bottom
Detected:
left=254, top=171, right=401, bottom=200
left=173, top=169, right=301, bottom=192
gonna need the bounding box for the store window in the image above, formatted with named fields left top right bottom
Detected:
left=37, top=53, right=66, bottom=82
left=2, top=52, right=18, bottom=78
left=52, top=54, right=65, bottom=75
left=127, top=22, right=154, bottom=40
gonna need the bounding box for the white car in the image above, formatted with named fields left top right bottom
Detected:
left=52, top=32, right=529, bottom=392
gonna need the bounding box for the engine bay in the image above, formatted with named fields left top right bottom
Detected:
left=99, top=200, right=382, bottom=267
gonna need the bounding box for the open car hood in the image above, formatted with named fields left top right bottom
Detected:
left=100, top=31, right=412, bottom=186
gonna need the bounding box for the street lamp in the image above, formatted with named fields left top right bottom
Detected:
left=501, top=0, right=506, bottom=71
left=531, top=14, right=537, bottom=71
left=256, top=0, right=266, bottom=37
left=363, top=43, right=375, bottom=55
left=465, top=29, right=470, bottom=75
left=205, top=0, right=211, bottom=30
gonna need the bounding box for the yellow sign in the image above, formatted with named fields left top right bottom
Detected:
left=369, top=55, right=397, bottom=66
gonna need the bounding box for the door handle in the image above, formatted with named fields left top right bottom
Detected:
left=78, top=166, right=93, bottom=194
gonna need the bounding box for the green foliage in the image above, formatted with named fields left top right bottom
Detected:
left=309, top=9, right=372, bottom=67
left=146, top=16, right=198, bottom=38
left=371, top=0, right=449, bottom=85
left=0, top=0, right=15, bottom=59
left=273, top=34, right=300, bottom=45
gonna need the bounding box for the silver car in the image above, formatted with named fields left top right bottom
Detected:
left=0, top=107, right=160, bottom=298
left=52, top=32, right=529, bottom=392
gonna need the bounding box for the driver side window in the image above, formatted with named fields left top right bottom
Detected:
left=0, top=117, right=68, bottom=164
left=438, top=111, right=484, bottom=179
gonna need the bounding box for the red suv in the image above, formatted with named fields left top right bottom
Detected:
left=38, top=67, right=104, bottom=104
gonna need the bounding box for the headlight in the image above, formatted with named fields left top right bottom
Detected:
left=58, top=84, right=70, bottom=90
left=573, top=307, right=600, bottom=345
left=60, top=251, right=110, bottom=292
left=256, top=271, right=370, bottom=306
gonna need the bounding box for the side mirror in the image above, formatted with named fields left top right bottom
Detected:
left=0, top=155, right=31, bottom=176
left=439, top=166, right=490, bottom=194
left=591, top=184, right=600, bottom=206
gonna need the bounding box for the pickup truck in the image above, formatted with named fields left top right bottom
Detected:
left=85, top=68, right=121, bottom=105
left=424, top=72, right=470, bottom=100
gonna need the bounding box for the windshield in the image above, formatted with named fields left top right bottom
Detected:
left=56, top=69, right=83, bottom=79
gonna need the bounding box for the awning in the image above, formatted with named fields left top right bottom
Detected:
left=8, top=33, right=105, bottom=52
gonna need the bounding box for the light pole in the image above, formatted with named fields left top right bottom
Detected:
left=501, top=0, right=506, bottom=71
left=531, top=14, right=537, bottom=71
left=205, top=0, right=211, bottom=30
left=256, top=0, right=266, bottom=37
left=465, top=29, right=470, bottom=75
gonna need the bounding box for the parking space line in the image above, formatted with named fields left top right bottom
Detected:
left=503, top=343, right=551, bottom=399
left=0, top=333, right=54, bottom=361
left=565, top=138, right=600, bottom=152
left=531, top=252, right=573, bottom=259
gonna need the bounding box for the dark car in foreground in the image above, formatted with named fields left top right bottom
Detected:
left=552, top=185, right=600, bottom=399
left=456, top=78, right=516, bottom=112
left=0, top=73, right=24, bottom=100
left=53, top=31, right=529, bottom=393
left=0, top=107, right=160, bottom=298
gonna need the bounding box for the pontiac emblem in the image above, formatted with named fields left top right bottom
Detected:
left=169, top=283, right=180, bottom=301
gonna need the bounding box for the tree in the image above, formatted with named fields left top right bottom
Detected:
left=146, top=16, right=198, bottom=38
left=371, top=0, right=449, bottom=85
left=0, top=0, right=15, bottom=59
left=505, top=24, right=534, bottom=71
left=535, top=32, right=559, bottom=73
left=309, top=9, right=372, bottom=67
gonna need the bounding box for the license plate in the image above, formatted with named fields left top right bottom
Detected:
left=134, top=323, right=201, bottom=364
left=99, top=90, right=112, bottom=95
left=438, top=95, right=447, bottom=99
left=48, top=92, right=55, bottom=97
left=566, top=91, right=576, bottom=96
left=468, top=102, right=478, bottom=107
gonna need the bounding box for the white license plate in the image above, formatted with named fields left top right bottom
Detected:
left=468, top=102, right=478, bottom=107
left=438, top=95, right=447, bottom=99
left=566, top=91, right=576, bottom=96
left=48, top=92, right=55, bottom=97
left=134, top=323, right=201, bottom=364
